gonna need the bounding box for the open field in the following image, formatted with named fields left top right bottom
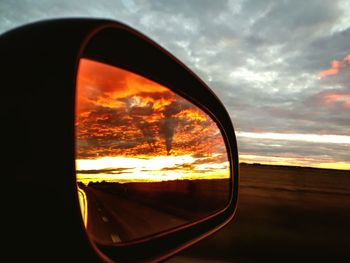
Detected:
left=170, top=164, right=350, bottom=262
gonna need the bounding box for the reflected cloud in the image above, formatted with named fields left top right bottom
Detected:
left=76, top=59, right=229, bottom=183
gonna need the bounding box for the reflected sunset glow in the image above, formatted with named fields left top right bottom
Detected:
left=240, top=154, right=350, bottom=170
left=75, top=58, right=230, bottom=183
left=76, top=155, right=229, bottom=184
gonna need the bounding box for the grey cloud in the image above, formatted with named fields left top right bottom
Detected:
left=284, top=28, right=350, bottom=76
left=0, top=0, right=142, bottom=34
left=247, top=0, right=341, bottom=43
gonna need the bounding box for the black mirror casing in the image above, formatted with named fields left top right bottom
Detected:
left=4, top=19, right=239, bottom=262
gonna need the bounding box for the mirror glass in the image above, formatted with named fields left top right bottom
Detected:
left=75, top=58, right=230, bottom=244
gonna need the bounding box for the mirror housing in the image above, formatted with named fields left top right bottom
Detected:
left=4, top=19, right=239, bottom=262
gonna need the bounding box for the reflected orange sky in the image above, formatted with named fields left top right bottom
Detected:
left=76, top=58, right=229, bottom=183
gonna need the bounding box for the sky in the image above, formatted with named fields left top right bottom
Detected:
left=1, top=0, right=349, bottom=169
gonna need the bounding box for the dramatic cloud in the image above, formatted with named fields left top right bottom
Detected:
left=75, top=59, right=229, bottom=182
left=76, top=59, right=225, bottom=158
left=1, top=0, right=349, bottom=169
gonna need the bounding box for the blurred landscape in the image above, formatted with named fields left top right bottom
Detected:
left=170, top=163, right=350, bottom=262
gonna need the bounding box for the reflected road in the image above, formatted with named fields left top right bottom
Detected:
left=81, top=186, right=188, bottom=244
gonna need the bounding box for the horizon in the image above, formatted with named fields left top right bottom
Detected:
left=76, top=156, right=349, bottom=186
left=238, top=161, right=350, bottom=171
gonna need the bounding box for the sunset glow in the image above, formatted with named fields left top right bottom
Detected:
left=237, top=132, right=350, bottom=170
left=239, top=154, right=350, bottom=170
left=75, top=58, right=230, bottom=183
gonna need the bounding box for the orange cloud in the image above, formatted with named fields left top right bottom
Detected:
left=320, top=60, right=342, bottom=77
left=320, top=54, right=350, bottom=77
left=322, top=92, right=350, bottom=109
left=344, top=54, right=350, bottom=63
left=76, top=59, right=169, bottom=115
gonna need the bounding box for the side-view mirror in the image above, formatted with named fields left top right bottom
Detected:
left=5, top=19, right=238, bottom=262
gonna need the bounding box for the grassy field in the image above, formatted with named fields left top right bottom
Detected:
left=170, top=164, right=350, bottom=262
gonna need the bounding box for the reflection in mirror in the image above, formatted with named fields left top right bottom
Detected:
left=75, top=58, right=230, bottom=245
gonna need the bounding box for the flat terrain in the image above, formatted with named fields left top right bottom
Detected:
left=170, top=164, right=350, bottom=262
